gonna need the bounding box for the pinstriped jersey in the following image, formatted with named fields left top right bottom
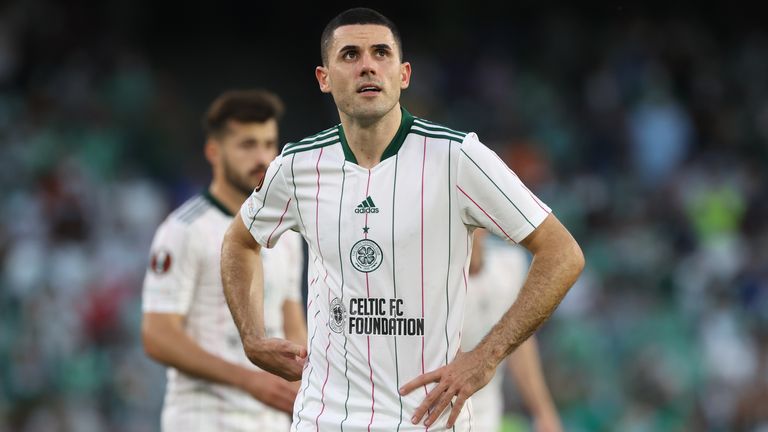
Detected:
left=241, top=107, right=551, bottom=432
left=143, top=191, right=303, bottom=431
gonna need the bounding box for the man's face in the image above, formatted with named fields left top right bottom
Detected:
left=316, top=24, right=411, bottom=122
left=215, top=119, right=279, bottom=195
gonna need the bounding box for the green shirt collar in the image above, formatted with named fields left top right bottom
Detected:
left=338, top=106, right=414, bottom=165
left=203, top=189, right=234, bottom=217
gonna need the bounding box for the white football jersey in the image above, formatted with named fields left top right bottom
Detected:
left=241, top=108, right=551, bottom=432
left=143, top=191, right=303, bottom=432
left=461, top=242, right=530, bottom=432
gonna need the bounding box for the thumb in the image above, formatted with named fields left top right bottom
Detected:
left=296, top=345, right=308, bottom=359
left=278, top=339, right=307, bottom=358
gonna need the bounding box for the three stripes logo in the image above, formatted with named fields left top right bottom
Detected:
left=355, top=196, right=379, bottom=214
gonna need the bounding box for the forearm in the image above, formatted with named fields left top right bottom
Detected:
left=221, top=219, right=265, bottom=344
left=143, top=319, right=249, bottom=388
left=220, top=219, right=307, bottom=380
left=508, top=337, right=558, bottom=417
left=475, top=226, right=583, bottom=366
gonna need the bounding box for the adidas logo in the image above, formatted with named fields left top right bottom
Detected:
left=355, top=196, right=379, bottom=214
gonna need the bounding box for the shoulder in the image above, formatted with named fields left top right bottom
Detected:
left=409, top=116, right=470, bottom=142
left=160, top=195, right=211, bottom=236
left=282, top=125, right=341, bottom=157
left=169, top=195, right=209, bottom=223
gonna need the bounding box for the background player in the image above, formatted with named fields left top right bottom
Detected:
left=464, top=229, right=563, bottom=432
left=141, top=90, right=306, bottom=431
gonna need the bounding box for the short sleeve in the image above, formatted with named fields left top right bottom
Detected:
left=142, top=218, right=197, bottom=314
left=457, top=134, right=551, bottom=243
left=240, top=155, right=298, bottom=248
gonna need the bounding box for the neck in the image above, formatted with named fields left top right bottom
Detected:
left=340, top=104, right=402, bottom=168
left=208, top=179, right=247, bottom=215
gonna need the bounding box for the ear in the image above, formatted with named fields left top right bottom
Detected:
left=204, top=138, right=219, bottom=165
left=316, top=66, right=332, bottom=93
left=400, top=62, right=411, bottom=90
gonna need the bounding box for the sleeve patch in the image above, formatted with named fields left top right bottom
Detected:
left=149, top=249, right=173, bottom=275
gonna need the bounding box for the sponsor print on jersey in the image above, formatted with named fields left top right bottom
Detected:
left=149, top=249, right=172, bottom=274
left=354, top=196, right=379, bottom=214
left=329, top=297, right=425, bottom=336
left=350, top=239, right=383, bottom=273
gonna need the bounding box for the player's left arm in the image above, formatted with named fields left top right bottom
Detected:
left=402, top=135, right=583, bottom=428
left=400, top=214, right=584, bottom=427
left=402, top=216, right=584, bottom=427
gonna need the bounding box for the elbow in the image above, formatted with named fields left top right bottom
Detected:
left=141, top=321, right=164, bottom=363
left=572, top=239, right=585, bottom=275
left=566, top=238, right=586, bottom=282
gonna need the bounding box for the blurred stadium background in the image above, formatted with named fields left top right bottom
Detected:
left=1, top=1, right=767, bottom=431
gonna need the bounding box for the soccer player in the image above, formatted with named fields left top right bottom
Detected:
left=141, top=90, right=306, bottom=431
left=463, top=229, right=562, bottom=432
left=221, top=8, right=584, bottom=431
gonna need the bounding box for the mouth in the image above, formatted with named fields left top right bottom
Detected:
left=357, top=84, right=382, bottom=94
left=250, top=167, right=267, bottom=179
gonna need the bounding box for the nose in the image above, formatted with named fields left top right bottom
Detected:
left=359, top=52, right=377, bottom=76
left=255, top=150, right=272, bottom=165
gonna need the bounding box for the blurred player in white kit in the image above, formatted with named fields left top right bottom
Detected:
left=141, top=90, right=306, bottom=431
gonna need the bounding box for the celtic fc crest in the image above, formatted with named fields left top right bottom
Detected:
left=350, top=239, right=383, bottom=273
left=329, top=297, right=346, bottom=333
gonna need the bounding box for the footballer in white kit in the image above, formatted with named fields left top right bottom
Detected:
left=223, top=8, right=583, bottom=432
left=143, top=192, right=303, bottom=431
left=240, top=108, right=551, bottom=431
left=142, top=89, right=305, bottom=432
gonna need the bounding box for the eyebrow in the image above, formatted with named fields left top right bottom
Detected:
left=338, top=43, right=393, bottom=53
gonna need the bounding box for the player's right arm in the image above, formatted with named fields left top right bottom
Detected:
left=221, top=216, right=306, bottom=381
left=221, top=155, right=306, bottom=381
left=141, top=216, right=298, bottom=413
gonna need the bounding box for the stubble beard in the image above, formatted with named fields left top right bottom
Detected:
left=223, top=159, right=264, bottom=197
left=339, top=90, right=399, bottom=127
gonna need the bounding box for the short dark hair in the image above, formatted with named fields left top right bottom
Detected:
left=203, top=89, right=284, bottom=138
left=320, top=7, right=402, bottom=65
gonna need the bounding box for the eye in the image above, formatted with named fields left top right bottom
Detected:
left=375, top=48, right=388, bottom=57
left=342, top=50, right=358, bottom=60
